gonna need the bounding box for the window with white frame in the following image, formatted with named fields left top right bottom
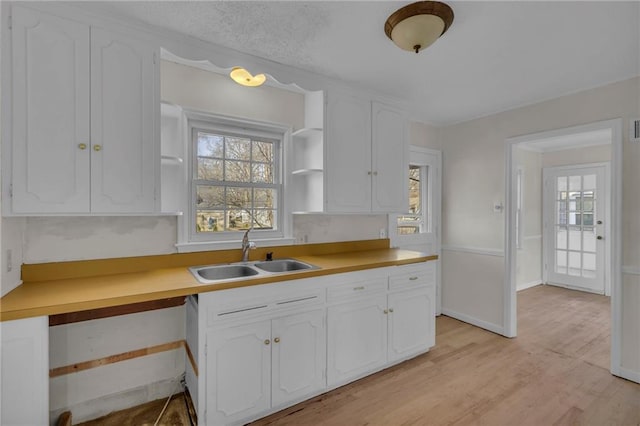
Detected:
left=189, top=120, right=284, bottom=242
left=397, top=164, right=428, bottom=234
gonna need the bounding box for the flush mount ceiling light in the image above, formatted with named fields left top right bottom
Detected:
left=385, top=1, right=454, bottom=54
left=229, top=67, right=266, bottom=87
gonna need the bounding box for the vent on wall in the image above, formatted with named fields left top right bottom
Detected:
left=632, top=118, right=640, bottom=142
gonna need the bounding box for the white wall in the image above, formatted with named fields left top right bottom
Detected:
left=410, top=121, right=441, bottom=150
left=439, top=76, right=640, bottom=378
left=294, top=214, right=386, bottom=244
left=542, top=144, right=611, bottom=168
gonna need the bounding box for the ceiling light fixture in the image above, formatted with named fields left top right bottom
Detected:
left=385, top=1, right=454, bottom=54
left=229, top=67, right=266, bottom=87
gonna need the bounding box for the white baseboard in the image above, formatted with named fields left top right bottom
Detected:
left=517, top=280, right=542, bottom=291
left=49, top=377, right=183, bottom=424
left=615, top=366, right=640, bottom=384
left=441, top=308, right=505, bottom=336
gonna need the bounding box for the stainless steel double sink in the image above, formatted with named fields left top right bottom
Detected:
left=189, top=259, right=319, bottom=284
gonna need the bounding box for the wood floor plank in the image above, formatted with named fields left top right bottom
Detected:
left=252, top=285, right=640, bottom=426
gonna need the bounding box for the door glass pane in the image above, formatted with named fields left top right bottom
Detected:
left=583, top=227, right=596, bottom=252
left=557, top=176, right=567, bottom=192
left=556, top=250, right=567, bottom=274
left=583, top=253, right=596, bottom=278
left=568, top=226, right=582, bottom=251
left=557, top=202, right=567, bottom=225
left=583, top=174, right=596, bottom=190
left=556, top=226, right=567, bottom=249
left=568, top=252, right=581, bottom=276
left=569, top=175, right=581, bottom=191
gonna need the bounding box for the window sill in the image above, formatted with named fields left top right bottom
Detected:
left=175, top=238, right=296, bottom=253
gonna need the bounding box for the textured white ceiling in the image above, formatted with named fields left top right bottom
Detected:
left=90, top=1, right=640, bottom=125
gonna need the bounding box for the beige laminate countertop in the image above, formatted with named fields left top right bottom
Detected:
left=0, top=245, right=437, bottom=322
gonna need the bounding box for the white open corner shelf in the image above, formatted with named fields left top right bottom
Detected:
left=291, top=168, right=323, bottom=176
left=292, top=127, right=322, bottom=139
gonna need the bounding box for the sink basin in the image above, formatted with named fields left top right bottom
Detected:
left=189, top=259, right=320, bottom=284
left=191, top=265, right=260, bottom=282
left=253, top=259, right=318, bottom=273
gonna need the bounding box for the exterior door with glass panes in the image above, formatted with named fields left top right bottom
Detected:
left=543, top=165, right=607, bottom=294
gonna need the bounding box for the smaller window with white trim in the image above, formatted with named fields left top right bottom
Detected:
left=397, top=164, right=428, bottom=234
left=190, top=123, right=283, bottom=242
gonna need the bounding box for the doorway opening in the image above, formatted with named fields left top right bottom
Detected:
left=504, top=119, right=623, bottom=378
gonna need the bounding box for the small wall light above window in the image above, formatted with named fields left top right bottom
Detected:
left=384, top=1, right=454, bottom=53
left=229, top=67, right=266, bottom=87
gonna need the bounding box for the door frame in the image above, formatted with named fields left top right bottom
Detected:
left=504, top=118, right=623, bottom=379
left=541, top=162, right=611, bottom=296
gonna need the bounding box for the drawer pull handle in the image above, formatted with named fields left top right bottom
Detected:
left=274, top=337, right=280, bottom=343
left=353, top=286, right=365, bottom=291
left=409, top=276, right=419, bottom=281
left=264, top=339, right=270, bottom=345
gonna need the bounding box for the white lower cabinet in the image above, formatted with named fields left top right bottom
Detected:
left=193, top=263, right=436, bottom=425
left=388, top=287, right=435, bottom=363
left=327, top=295, right=388, bottom=387
left=0, top=316, right=49, bottom=426
left=205, top=308, right=326, bottom=425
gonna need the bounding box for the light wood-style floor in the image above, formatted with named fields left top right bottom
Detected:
left=252, top=285, right=640, bottom=426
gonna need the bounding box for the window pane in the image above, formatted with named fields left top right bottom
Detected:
left=557, top=176, right=567, bottom=191
left=196, top=185, right=225, bottom=209
left=583, top=174, right=596, bottom=191
left=583, top=253, right=596, bottom=277
left=409, top=165, right=421, bottom=214
left=254, top=188, right=276, bottom=209
left=253, top=210, right=275, bottom=230
left=398, top=226, right=419, bottom=235
left=252, top=141, right=273, bottom=163
left=568, top=251, right=581, bottom=276
left=556, top=250, right=567, bottom=274
left=225, top=137, right=251, bottom=160
left=556, top=226, right=567, bottom=249
left=252, top=163, right=273, bottom=183
left=226, top=187, right=252, bottom=209
left=195, top=210, right=224, bottom=233
left=197, top=133, right=223, bottom=157
left=225, top=160, right=251, bottom=183
left=583, top=227, right=596, bottom=252
left=227, top=210, right=252, bottom=231
left=583, top=213, right=594, bottom=226
left=197, top=158, right=223, bottom=180
left=568, top=226, right=581, bottom=251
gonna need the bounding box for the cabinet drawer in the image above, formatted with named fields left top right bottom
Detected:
left=327, top=277, right=387, bottom=303
left=206, top=288, right=325, bottom=326
left=389, top=263, right=435, bottom=291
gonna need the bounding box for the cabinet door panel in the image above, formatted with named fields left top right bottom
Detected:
left=327, top=295, right=387, bottom=387
left=371, top=102, right=408, bottom=212
left=206, top=322, right=271, bottom=425
left=11, top=6, right=90, bottom=213
left=272, top=310, right=326, bottom=407
left=1, top=317, right=49, bottom=425
left=91, top=27, right=157, bottom=213
left=388, top=287, right=435, bottom=362
left=326, top=93, right=371, bottom=212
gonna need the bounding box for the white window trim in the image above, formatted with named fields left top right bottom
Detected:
left=176, top=108, right=293, bottom=253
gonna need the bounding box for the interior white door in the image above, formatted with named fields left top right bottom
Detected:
left=271, top=310, right=326, bottom=407
left=11, top=6, right=91, bottom=213
left=544, top=165, right=607, bottom=294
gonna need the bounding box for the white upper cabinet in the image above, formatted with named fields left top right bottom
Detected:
left=11, top=6, right=91, bottom=213
left=8, top=6, right=159, bottom=214
left=326, top=92, right=372, bottom=212
left=325, top=91, right=408, bottom=213
left=90, top=26, right=157, bottom=213
left=371, top=102, right=408, bottom=212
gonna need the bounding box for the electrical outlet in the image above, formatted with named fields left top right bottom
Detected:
left=379, top=228, right=387, bottom=239
left=6, top=249, right=12, bottom=272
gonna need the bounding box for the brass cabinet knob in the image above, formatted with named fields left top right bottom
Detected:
left=389, top=308, right=394, bottom=313
left=383, top=309, right=388, bottom=314
left=78, top=143, right=87, bottom=150
left=264, top=339, right=270, bottom=345
left=274, top=337, right=280, bottom=343
left=93, top=145, right=102, bottom=152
